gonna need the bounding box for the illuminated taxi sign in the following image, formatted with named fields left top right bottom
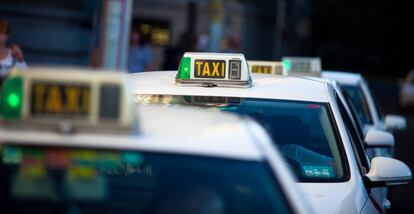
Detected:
left=247, top=60, right=287, bottom=75
left=31, top=82, right=91, bottom=117
left=282, top=57, right=322, bottom=77
left=0, top=68, right=133, bottom=131
left=176, top=52, right=252, bottom=88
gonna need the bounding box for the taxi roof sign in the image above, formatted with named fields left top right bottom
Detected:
left=282, top=57, right=322, bottom=77
left=0, top=67, right=134, bottom=132
left=247, top=60, right=287, bottom=75
left=176, top=52, right=252, bottom=88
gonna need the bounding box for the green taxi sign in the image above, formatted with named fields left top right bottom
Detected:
left=0, top=67, right=134, bottom=132
left=176, top=52, right=252, bottom=88
left=282, top=57, right=322, bottom=77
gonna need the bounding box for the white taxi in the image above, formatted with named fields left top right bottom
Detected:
left=322, top=71, right=406, bottom=133
left=251, top=58, right=403, bottom=209
left=132, top=52, right=412, bottom=213
left=0, top=67, right=312, bottom=213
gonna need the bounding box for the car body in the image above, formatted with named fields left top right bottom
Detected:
left=251, top=59, right=402, bottom=209
left=322, top=71, right=406, bottom=134
left=303, top=76, right=396, bottom=207
left=132, top=66, right=411, bottom=213
left=0, top=67, right=313, bottom=213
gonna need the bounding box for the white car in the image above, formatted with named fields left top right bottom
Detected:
left=0, top=67, right=313, bottom=213
left=399, top=69, right=414, bottom=108
left=254, top=59, right=397, bottom=205
left=132, top=52, right=412, bottom=213
left=322, top=71, right=406, bottom=133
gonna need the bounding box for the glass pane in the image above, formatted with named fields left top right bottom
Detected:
left=341, top=85, right=373, bottom=125
left=0, top=144, right=291, bottom=214
left=137, top=95, right=346, bottom=182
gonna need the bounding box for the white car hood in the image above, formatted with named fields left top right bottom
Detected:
left=299, top=182, right=367, bottom=214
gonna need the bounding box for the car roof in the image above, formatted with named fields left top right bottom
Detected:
left=132, top=71, right=330, bottom=103
left=304, top=76, right=341, bottom=90
left=0, top=105, right=264, bottom=161
left=322, top=71, right=362, bottom=85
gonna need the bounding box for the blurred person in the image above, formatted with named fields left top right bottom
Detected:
left=128, top=29, right=152, bottom=73
left=89, top=47, right=102, bottom=68
left=0, top=18, right=27, bottom=86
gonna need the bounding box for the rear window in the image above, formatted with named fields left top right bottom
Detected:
left=137, top=95, right=348, bottom=182
left=0, top=144, right=291, bottom=214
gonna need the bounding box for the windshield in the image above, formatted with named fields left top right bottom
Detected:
left=137, top=95, right=347, bottom=182
left=341, top=85, right=373, bottom=125
left=0, top=144, right=291, bottom=214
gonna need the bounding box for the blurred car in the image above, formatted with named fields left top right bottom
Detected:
left=0, top=67, right=313, bottom=213
left=322, top=71, right=406, bottom=133
left=399, top=69, right=414, bottom=109
left=132, top=52, right=412, bottom=213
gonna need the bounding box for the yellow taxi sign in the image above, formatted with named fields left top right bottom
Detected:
left=0, top=67, right=134, bottom=132
left=31, top=83, right=91, bottom=117
left=247, top=60, right=287, bottom=75
left=282, top=57, right=322, bottom=77
left=176, top=52, right=252, bottom=88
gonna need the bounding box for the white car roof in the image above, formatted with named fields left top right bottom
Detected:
left=322, top=71, right=363, bottom=85
left=137, top=105, right=267, bottom=160
left=132, top=71, right=330, bottom=103
left=304, top=76, right=342, bottom=91
left=0, top=105, right=265, bottom=161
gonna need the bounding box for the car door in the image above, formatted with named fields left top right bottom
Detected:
left=336, top=94, right=386, bottom=213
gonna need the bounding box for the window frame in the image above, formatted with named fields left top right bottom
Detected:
left=335, top=93, right=371, bottom=175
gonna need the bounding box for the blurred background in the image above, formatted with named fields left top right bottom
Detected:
left=1, top=0, right=413, bottom=212
left=2, top=0, right=414, bottom=77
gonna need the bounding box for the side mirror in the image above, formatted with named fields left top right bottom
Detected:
left=365, top=130, right=394, bottom=148
left=365, top=157, right=412, bottom=187
left=385, top=115, right=407, bottom=131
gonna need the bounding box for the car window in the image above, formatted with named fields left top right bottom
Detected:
left=0, top=144, right=292, bottom=214
left=341, top=85, right=373, bottom=125
left=336, top=94, right=370, bottom=174
left=368, top=86, right=384, bottom=121
left=137, top=95, right=348, bottom=182
left=340, top=86, right=365, bottom=137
